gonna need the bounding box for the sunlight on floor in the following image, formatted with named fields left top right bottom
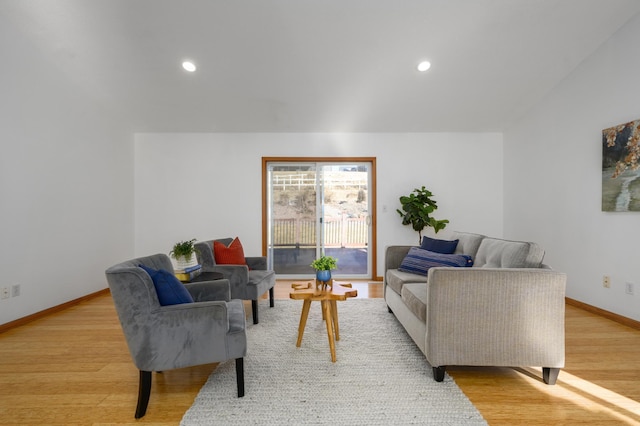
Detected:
left=522, top=367, right=640, bottom=424
left=335, top=281, right=384, bottom=299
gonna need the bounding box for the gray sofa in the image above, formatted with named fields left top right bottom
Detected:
left=384, top=231, right=567, bottom=384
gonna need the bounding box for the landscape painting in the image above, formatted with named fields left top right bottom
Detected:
left=602, top=119, right=640, bottom=211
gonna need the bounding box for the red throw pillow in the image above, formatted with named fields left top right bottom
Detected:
left=214, top=237, right=247, bottom=265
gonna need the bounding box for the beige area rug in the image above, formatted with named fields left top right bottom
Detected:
left=181, top=298, right=487, bottom=425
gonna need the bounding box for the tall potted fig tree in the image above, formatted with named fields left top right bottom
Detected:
left=397, top=186, right=449, bottom=245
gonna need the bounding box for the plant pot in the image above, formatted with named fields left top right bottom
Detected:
left=176, top=254, right=198, bottom=270
left=316, top=270, right=331, bottom=282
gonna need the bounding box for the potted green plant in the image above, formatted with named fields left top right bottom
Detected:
left=311, top=255, right=338, bottom=282
left=170, top=238, right=199, bottom=269
left=397, top=186, right=449, bottom=245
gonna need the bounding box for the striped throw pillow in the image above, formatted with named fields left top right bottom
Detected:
left=398, top=247, right=473, bottom=276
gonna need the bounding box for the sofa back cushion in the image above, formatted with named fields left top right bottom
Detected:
left=474, top=237, right=545, bottom=268
left=451, top=231, right=486, bottom=258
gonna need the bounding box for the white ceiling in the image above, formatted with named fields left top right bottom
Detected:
left=3, top=0, right=640, bottom=132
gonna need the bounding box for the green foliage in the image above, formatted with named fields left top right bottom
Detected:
left=170, top=238, right=198, bottom=260
left=310, top=255, right=338, bottom=271
left=396, top=186, right=449, bottom=244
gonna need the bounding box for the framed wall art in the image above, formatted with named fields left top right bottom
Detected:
left=602, top=118, right=640, bottom=211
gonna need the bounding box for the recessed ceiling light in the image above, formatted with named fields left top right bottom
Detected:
left=417, top=61, right=431, bottom=72
left=182, top=61, right=197, bottom=72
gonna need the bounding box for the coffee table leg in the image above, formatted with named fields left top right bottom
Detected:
left=296, top=300, right=311, bottom=347
left=322, top=300, right=337, bottom=362
left=330, top=300, right=339, bottom=340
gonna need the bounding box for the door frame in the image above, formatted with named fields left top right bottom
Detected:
left=262, top=157, right=378, bottom=280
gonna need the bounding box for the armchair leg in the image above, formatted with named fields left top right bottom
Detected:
left=251, top=300, right=259, bottom=324
left=236, top=358, right=245, bottom=397
left=542, top=367, right=560, bottom=385
left=135, top=370, right=152, bottom=419
left=269, top=287, right=274, bottom=308
left=432, top=366, right=446, bottom=382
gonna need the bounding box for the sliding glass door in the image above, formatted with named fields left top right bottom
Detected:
left=264, top=159, right=375, bottom=279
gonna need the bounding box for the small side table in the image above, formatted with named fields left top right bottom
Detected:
left=289, top=280, right=357, bottom=362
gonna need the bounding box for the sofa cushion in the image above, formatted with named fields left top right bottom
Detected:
left=451, top=231, right=486, bottom=258
left=138, top=264, right=194, bottom=306
left=386, top=268, right=428, bottom=295
left=474, top=237, right=545, bottom=268
left=398, top=247, right=474, bottom=276
left=214, top=237, right=247, bottom=265
left=420, top=236, right=458, bottom=254
left=401, top=283, right=428, bottom=322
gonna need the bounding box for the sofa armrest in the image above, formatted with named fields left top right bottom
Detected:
left=246, top=256, right=267, bottom=270
left=385, top=246, right=414, bottom=272
left=140, top=300, right=242, bottom=371
left=184, top=279, right=231, bottom=302
left=425, top=267, right=566, bottom=369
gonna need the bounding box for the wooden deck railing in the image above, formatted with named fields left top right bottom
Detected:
left=272, top=216, right=367, bottom=248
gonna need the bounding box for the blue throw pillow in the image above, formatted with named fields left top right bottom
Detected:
left=398, top=247, right=473, bottom=276
left=420, top=236, right=459, bottom=254
left=138, top=264, right=194, bottom=306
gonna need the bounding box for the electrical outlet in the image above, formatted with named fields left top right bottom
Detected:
left=11, top=284, right=20, bottom=297
left=625, top=282, right=635, bottom=295
left=1, top=287, right=9, bottom=300
left=603, top=275, right=611, bottom=288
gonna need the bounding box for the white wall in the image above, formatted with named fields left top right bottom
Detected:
left=504, top=14, right=640, bottom=320
left=0, top=15, right=134, bottom=325
left=135, top=132, right=503, bottom=278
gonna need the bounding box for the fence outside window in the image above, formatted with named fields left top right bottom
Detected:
left=271, top=216, right=368, bottom=249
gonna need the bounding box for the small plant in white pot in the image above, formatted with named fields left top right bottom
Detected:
left=170, top=239, right=199, bottom=269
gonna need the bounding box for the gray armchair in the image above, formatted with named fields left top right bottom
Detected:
left=105, top=253, right=246, bottom=418
left=195, top=238, right=276, bottom=324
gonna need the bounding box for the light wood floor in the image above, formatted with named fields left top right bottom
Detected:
left=1, top=281, right=639, bottom=425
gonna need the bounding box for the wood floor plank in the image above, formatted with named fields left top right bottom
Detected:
left=0, top=281, right=639, bottom=425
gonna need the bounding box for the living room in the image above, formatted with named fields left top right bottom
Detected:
left=2, top=1, right=640, bottom=424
